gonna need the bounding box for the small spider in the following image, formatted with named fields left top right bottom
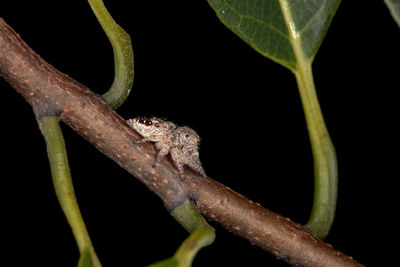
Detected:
left=126, top=117, right=206, bottom=177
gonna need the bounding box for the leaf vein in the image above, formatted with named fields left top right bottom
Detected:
left=222, top=0, right=289, bottom=40
left=296, top=1, right=327, bottom=35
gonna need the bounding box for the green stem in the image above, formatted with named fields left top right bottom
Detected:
left=173, top=224, right=215, bottom=267
left=294, top=63, right=338, bottom=240
left=171, top=201, right=215, bottom=267
left=148, top=201, right=215, bottom=267
left=278, top=1, right=338, bottom=239
left=39, top=116, right=101, bottom=267
left=170, top=200, right=211, bottom=233
left=87, top=0, right=134, bottom=109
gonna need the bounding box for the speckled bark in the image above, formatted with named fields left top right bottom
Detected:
left=0, top=18, right=363, bottom=267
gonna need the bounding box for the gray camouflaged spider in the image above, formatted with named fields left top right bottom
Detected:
left=126, top=117, right=206, bottom=177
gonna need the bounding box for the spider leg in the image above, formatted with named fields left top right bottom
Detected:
left=170, top=147, right=185, bottom=178
left=186, top=151, right=207, bottom=177
left=153, top=144, right=170, bottom=168
left=133, top=135, right=166, bottom=144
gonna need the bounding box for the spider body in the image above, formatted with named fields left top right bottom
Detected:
left=127, top=117, right=206, bottom=177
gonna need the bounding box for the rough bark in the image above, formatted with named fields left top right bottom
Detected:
left=0, top=18, right=363, bottom=267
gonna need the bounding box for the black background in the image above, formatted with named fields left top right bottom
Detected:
left=1, top=1, right=398, bottom=266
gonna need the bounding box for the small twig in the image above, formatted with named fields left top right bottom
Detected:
left=149, top=200, right=215, bottom=266
left=0, top=18, right=363, bottom=267
left=87, top=0, right=134, bottom=109
left=38, top=116, right=101, bottom=267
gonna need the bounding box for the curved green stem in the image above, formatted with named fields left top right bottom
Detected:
left=149, top=201, right=215, bottom=267
left=39, top=116, right=101, bottom=267
left=171, top=201, right=215, bottom=267
left=170, top=200, right=211, bottom=234
left=87, top=0, right=134, bottom=109
left=294, top=63, right=338, bottom=240
left=278, top=1, right=338, bottom=239
left=172, top=224, right=215, bottom=267
left=385, top=0, right=400, bottom=28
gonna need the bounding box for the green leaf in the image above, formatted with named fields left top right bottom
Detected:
left=207, top=0, right=341, bottom=70
left=385, top=0, right=400, bottom=27
left=207, top=0, right=340, bottom=239
left=78, top=249, right=94, bottom=267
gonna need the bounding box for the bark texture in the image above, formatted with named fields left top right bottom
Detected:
left=0, top=18, right=363, bottom=267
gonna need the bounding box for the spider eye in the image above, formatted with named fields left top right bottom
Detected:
left=154, top=123, right=160, bottom=127
left=138, top=118, right=152, bottom=126
left=185, top=134, right=190, bottom=138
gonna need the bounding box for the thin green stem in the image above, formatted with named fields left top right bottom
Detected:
left=39, top=116, right=101, bottom=267
left=171, top=201, right=215, bottom=267
left=385, top=0, right=400, bottom=28
left=148, top=201, right=215, bottom=267
left=87, top=0, right=134, bottom=109
left=294, top=63, right=338, bottom=240
left=279, top=0, right=338, bottom=239
left=173, top=224, right=215, bottom=267
left=170, top=200, right=210, bottom=233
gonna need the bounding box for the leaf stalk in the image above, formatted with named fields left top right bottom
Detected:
left=294, top=63, right=338, bottom=239
left=148, top=201, right=215, bottom=267
left=39, top=116, right=101, bottom=267
left=87, top=0, right=134, bottom=110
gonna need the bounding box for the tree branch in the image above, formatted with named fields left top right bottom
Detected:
left=0, top=18, right=363, bottom=267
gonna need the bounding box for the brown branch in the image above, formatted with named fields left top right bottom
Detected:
left=0, top=17, right=363, bottom=267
